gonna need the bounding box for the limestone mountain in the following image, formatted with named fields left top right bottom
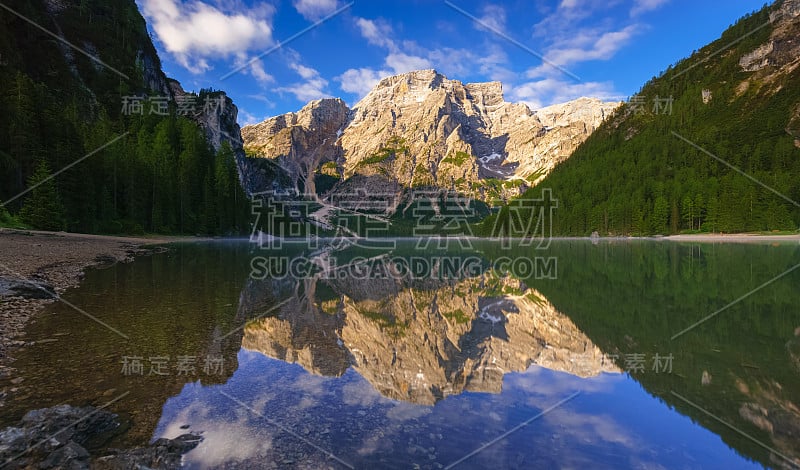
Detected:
left=241, top=98, right=350, bottom=197
left=242, top=70, right=619, bottom=205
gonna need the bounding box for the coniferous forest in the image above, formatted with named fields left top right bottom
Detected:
left=519, top=5, right=800, bottom=236
left=0, top=0, right=248, bottom=235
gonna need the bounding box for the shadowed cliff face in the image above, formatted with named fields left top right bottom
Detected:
left=241, top=263, right=619, bottom=405
left=241, top=99, right=349, bottom=194
left=242, top=70, right=620, bottom=202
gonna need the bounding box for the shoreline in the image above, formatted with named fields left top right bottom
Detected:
left=0, top=229, right=192, bottom=378
left=247, top=234, right=800, bottom=243
left=662, top=233, right=800, bottom=242
left=1, top=228, right=796, bottom=357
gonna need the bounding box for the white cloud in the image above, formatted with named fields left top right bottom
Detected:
left=533, top=0, right=612, bottom=40
left=157, top=399, right=274, bottom=469
left=343, top=16, right=512, bottom=98
left=426, top=47, right=476, bottom=78
left=477, top=4, right=506, bottom=32
left=246, top=94, right=275, bottom=108
left=292, top=63, right=319, bottom=80
left=230, top=55, right=275, bottom=85
left=522, top=0, right=651, bottom=92
left=385, top=52, right=432, bottom=74
left=352, top=15, right=507, bottom=83
left=346, top=12, right=625, bottom=110
left=238, top=108, right=264, bottom=126
left=278, top=81, right=330, bottom=102
left=337, top=67, right=392, bottom=98
left=351, top=16, right=436, bottom=75
left=138, top=0, right=274, bottom=73
left=475, top=44, right=513, bottom=81
left=542, top=410, right=639, bottom=449
left=530, top=0, right=640, bottom=72
left=631, top=0, right=670, bottom=16
left=355, top=17, right=395, bottom=49
left=277, top=62, right=331, bottom=102
left=541, top=25, right=640, bottom=69
left=292, top=0, right=340, bottom=21
left=508, top=78, right=622, bottom=110
left=247, top=57, right=274, bottom=84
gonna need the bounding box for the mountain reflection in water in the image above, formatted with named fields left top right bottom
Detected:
left=240, top=259, right=620, bottom=405
left=1, top=241, right=798, bottom=469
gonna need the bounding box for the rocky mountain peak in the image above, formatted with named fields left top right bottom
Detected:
left=535, top=97, right=615, bottom=128
left=741, top=0, right=800, bottom=74
left=355, top=69, right=505, bottom=112
left=771, top=0, right=800, bottom=22
left=242, top=70, right=621, bottom=202
left=296, top=97, right=349, bottom=129
left=464, top=81, right=505, bottom=105
left=373, top=68, right=444, bottom=90
left=735, top=0, right=800, bottom=148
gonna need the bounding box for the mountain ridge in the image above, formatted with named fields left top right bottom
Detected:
left=242, top=69, right=620, bottom=204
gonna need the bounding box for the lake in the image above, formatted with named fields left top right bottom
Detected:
left=1, top=239, right=799, bottom=469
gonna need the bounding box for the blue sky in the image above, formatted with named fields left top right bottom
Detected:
left=136, top=0, right=769, bottom=126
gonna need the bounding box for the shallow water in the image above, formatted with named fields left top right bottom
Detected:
left=2, top=240, right=799, bottom=469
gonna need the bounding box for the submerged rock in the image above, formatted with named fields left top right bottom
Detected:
left=94, top=433, right=203, bottom=470
left=0, top=404, right=120, bottom=469
left=0, top=404, right=201, bottom=469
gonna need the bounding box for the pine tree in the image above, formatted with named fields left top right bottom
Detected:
left=651, top=196, right=669, bottom=234
left=682, top=195, right=695, bottom=230
left=19, top=160, right=65, bottom=231
left=6, top=72, right=40, bottom=199
left=214, top=141, right=237, bottom=233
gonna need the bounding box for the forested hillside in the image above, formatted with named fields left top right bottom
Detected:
left=517, top=1, right=800, bottom=236
left=0, top=0, right=248, bottom=234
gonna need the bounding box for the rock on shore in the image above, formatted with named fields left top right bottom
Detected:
left=0, top=403, right=201, bottom=469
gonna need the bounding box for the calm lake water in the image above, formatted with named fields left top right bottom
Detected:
left=1, top=240, right=799, bottom=469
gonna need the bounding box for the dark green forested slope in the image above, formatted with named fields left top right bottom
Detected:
left=0, top=0, right=248, bottom=234
left=518, top=1, right=800, bottom=236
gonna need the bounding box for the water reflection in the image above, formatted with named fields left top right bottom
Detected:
left=0, top=241, right=798, bottom=469
left=154, top=351, right=759, bottom=469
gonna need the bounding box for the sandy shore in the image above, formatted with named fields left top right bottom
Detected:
left=664, top=233, right=800, bottom=243
left=0, top=229, right=185, bottom=376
